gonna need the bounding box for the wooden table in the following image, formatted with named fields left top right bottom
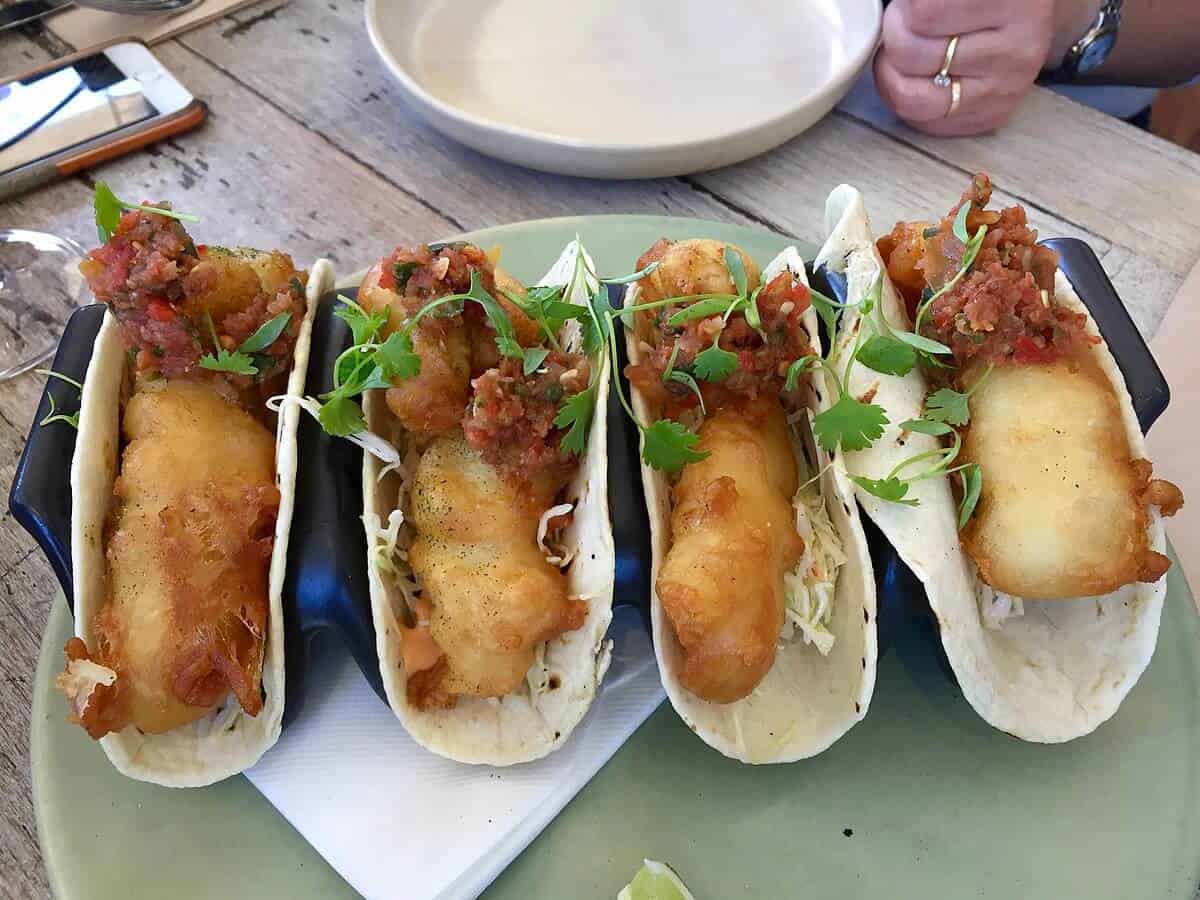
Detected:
left=3, top=4, right=1199, bottom=896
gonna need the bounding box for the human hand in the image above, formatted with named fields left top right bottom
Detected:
left=874, top=0, right=1085, bottom=136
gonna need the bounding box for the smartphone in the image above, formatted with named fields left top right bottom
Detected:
left=0, top=41, right=205, bottom=202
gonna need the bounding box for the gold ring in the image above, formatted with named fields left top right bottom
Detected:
left=945, top=77, right=962, bottom=117
left=932, top=34, right=960, bottom=89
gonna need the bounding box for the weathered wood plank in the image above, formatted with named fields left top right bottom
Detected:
left=689, top=109, right=1180, bottom=336
left=0, top=28, right=60, bottom=81
left=177, top=0, right=761, bottom=231
left=179, top=0, right=1182, bottom=335
left=842, top=87, right=1200, bottom=280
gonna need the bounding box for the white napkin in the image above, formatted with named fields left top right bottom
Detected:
left=246, top=607, right=664, bottom=900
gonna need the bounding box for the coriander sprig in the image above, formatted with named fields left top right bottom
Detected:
left=199, top=310, right=293, bottom=376
left=912, top=202, right=987, bottom=336
left=559, top=242, right=704, bottom=468
left=94, top=182, right=199, bottom=244
left=36, top=368, right=83, bottom=430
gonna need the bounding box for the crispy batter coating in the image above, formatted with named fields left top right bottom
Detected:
left=59, top=382, right=278, bottom=737
left=79, top=208, right=305, bottom=405
left=961, top=359, right=1176, bottom=599
left=405, top=436, right=586, bottom=709
left=359, top=260, right=472, bottom=437
left=656, top=399, right=804, bottom=703
left=632, top=238, right=760, bottom=345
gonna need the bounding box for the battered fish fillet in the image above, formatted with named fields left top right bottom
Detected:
left=182, top=246, right=299, bottom=322
left=632, top=238, right=760, bottom=345
left=59, top=382, right=279, bottom=737
left=962, top=359, right=1175, bottom=599
left=406, top=436, right=587, bottom=709
left=656, top=399, right=805, bottom=703
left=358, top=262, right=471, bottom=437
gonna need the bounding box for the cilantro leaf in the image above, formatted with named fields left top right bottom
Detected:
left=523, top=346, right=550, bottom=376
left=200, top=348, right=257, bottom=375
left=554, top=386, right=595, bottom=455
left=892, top=329, right=952, bottom=356
left=92, top=181, right=199, bottom=244
left=318, top=395, right=367, bottom=437
left=358, top=365, right=393, bottom=392
left=495, top=335, right=524, bottom=358
left=812, top=394, right=888, bottom=452
left=808, top=288, right=840, bottom=350
left=467, top=270, right=522, bottom=359
left=238, top=312, right=292, bottom=353
left=856, top=335, right=916, bottom=376
left=899, top=418, right=954, bottom=437
left=952, top=201, right=971, bottom=244
left=642, top=418, right=708, bottom=471
left=849, top=474, right=919, bottom=506
left=334, top=295, right=388, bottom=346
left=39, top=393, right=79, bottom=430
left=374, top=331, right=421, bottom=380
left=36, top=369, right=83, bottom=430
left=94, top=182, right=123, bottom=243
left=667, top=369, right=706, bottom=415
left=582, top=284, right=616, bottom=357
left=600, top=260, right=660, bottom=285
left=667, top=296, right=741, bottom=327
left=744, top=285, right=765, bottom=337
left=392, top=260, right=418, bottom=292
left=957, top=463, right=983, bottom=529
left=724, top=245, right=748, bottom=297
left=693, top=341, right=738, bottom=382
left=924, top=387, right=971, bottom=427
left=784, top=355, right=819, bottom=393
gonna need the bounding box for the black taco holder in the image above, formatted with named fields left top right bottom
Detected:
left=9, top=239, right=1169, bottom=722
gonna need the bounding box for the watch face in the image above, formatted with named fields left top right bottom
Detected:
left=1079, top=31, right=1118, bottom=73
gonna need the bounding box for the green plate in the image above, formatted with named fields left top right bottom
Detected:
left=32, top=217, right=1200, bottom=899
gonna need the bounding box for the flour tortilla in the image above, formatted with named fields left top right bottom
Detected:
left=68, top=259, right=333, bottom=786
left=818, top=183, right=1165, bottom=742
left=363, top=240, right=615, bottom=765
left=628, top=246, right=877, bottom=764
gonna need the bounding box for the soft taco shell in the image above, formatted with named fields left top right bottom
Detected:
left=67, top=259, right=333, bottom=786
left=818, top=183, right=1165, bottom=742
left=628, top=245, right=877, bottom=763
left=363, top=241, right=615, bottom=765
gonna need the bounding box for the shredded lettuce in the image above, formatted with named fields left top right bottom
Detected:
left=781, top=480, right=846, bottom=655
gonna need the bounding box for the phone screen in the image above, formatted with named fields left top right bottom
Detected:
left=0, top=52, right=159, bottom=175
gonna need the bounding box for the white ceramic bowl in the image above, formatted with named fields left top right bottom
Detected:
left=365, top=0, right=882, bottom=179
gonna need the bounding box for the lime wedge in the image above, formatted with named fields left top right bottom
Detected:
left=617, top=859, right=695, bottom=900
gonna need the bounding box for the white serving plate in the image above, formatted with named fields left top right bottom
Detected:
left=365, top=0, right=882, bottom=178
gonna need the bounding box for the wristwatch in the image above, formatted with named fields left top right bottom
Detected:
left=1038, top=0, right=1124, bottom=83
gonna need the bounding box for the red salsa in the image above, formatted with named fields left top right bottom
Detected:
left=625, top=238, right=814, bottom=418
left=463, top=351, right=589, bottom=481
left=78, top=204, right=306, bottom=394
left=878, top=174, right=1095, bottom=367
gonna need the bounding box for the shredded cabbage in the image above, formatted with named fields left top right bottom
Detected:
left=536, top=502, right=575, bottom=568
left=363, top=443, right=423, bottom=620
left=266, top=394, right=401, bottom=465
left=781, top=480, right=846, bottom=655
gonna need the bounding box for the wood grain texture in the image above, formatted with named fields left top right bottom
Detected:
left=176, top=0, right=764, bottom=232
left=849, top=87, right=1200, bottom=279
left=0, top=3, right=1197, bottom=897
